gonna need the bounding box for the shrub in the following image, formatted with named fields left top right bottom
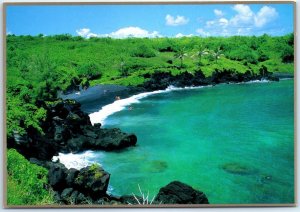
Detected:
left=281, top=46, right=294, bottom=63
left=53, top=34, right=72, bottom=41
left=227, top=47, right=258, bottom=64
left=258, top=51, right=269, bottom=62
left=131, top=44, right=156, bottom=58
left=156, top=39, right=177, bottom=52
left=77, top=62, right=102, bottom=79
left=7, top=149, right=54, bottom=205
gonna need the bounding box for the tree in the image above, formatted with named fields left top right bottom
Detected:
left=174, top=47, right=188, bottom=69
left=192, top=45, right=209, bottom=66
left=281, top=46, right=294, bottom=63
left=119, top=57, right=129, bottom=77
left=210, top=48, right=224, bottom=64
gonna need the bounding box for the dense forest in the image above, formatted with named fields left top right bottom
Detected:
left=6, top=33, right=294, bottom=205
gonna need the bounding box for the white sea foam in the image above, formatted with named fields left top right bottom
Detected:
left=52, top=150, right=103, bottom=170
left=89, top=85, right=207, bottom=125
left=244, top=79, right=270, bottom=84
left=280, top=78, right=293, bottom=81
left=89, top=79, right=276, bottom=125
left=89, top=79, right=275, bottom=126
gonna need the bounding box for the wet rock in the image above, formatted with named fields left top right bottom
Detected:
left=155, top=181, right=209, bottom=204
left=75, top=192, right=87, bottom=204
left=12, top=131, right=29, bottom=145
left=94, top=123, right=102, bottom=128
left=74, top=164, right=110, bottom=200
left=48, top=163, right=68, bottom=190
left=66, top=127, right=137, bottom=152
left=66, top=168, right=79, bottom=187
left=68, top=190, right=79, bottom=204
left=29, top=157, right=46, bottom=167
left=61, top=188, right=74, bottom=201
left=67, top=137, right=88, bottom=153
left=92, top=128, right=137, bottom=151
left=53, top=191, right=63, bottom=203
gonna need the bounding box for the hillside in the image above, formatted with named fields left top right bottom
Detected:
left=6, top=33, right=294, bottom=136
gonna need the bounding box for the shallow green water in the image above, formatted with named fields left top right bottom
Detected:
left=93, top=80, right=294, bottom=204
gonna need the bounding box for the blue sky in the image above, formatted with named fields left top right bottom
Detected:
left=6, top=3, right=294, bottom=38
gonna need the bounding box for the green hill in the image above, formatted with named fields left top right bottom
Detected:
left=6, top=33, right=294, bottom=136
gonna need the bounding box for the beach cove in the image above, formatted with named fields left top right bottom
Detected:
left=58, top=79, right=294, bottom=204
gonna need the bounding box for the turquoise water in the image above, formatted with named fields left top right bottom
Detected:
left=91, top=80, right=294, bottom=204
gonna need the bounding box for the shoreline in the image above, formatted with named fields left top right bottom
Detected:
left=56, top=78, right=291, bottom=166
left=89, top=78, right=286, bottom=127
left=56, top=77, right=293, bottom=202
left=8, top=69, right=291, bottom=205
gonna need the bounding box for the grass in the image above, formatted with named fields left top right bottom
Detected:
left=7, top=149, right=55, bottom=206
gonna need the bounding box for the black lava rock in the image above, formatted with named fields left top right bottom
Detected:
left=155, top=181, right=209, bottom=204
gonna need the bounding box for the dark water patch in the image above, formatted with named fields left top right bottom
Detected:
left=143, top=160, right=168, bottom=173
left=221, top=163, right=258, bottom=175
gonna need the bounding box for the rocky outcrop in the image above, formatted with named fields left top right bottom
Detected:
left=74, top=165, right=110, bottom=199
left=32, top=156, right=210, bottom=205
left=155, top=181, right=209, bottom=204
left=140, top=68, right=279, bottom=92
left=45, top=161, right=112, bottom=204
left=8, top=99, right=137, bottom=160
left=66, top=126, right=137, bottom=153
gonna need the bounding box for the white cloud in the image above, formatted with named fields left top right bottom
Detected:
left=7, top=31, right=12, bottom=35
left=106, top=27, right=161, bottom=38
left=196, top=28, right=210, bottom=37
left=254, top=6, right=278, bottom=27
left=206, top=20, right=215, bottom=27
left=77, top=27, right=161, bottom=39
left=175, top=33, right=194, bottom=38
left=199, top=4, right=278, bottom=36
left=214, top=9, right=224, bottom=17
left=76, top=28, right=97, bottom=38
left=166, top=14, right=189, bottom=26
left=219, top=18, right=229, bottom=28
left=230, top=4, right=278, bottom=28
left=231, top=4, right=254, bottom=26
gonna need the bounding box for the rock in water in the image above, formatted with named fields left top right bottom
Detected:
left=155, top=181, right=209, bottom=204
left=93, top=128, right=137, bottom=150
left=221, top=163, right=257, bottom=175
left=74, top=164, right=110, bottom=200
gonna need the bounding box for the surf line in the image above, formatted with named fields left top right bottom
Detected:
left=88, top=85, right=208, bottom=126
left=89, top=79, right=273, bottom=126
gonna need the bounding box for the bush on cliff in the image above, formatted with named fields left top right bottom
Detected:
left=7, top=149, right=54, bottom=205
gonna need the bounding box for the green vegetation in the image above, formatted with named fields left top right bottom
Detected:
left=89, top=163, right=103, bottom=179
left=6, top=33, right=294, bottom=137
left=7, top=149, right=54, bottom=205
left=75, top=163, right=103, bottom=185
left=6, top=33, right=294, bottom=206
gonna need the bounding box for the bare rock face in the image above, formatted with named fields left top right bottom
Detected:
left=47, top=162, right=111, bottom=203
left=155, top=181, right=209, bottom=204
left=9, top=99, right=138, bottom=161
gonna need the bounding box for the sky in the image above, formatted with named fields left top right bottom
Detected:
left=6, top=3, right=294, bottom=38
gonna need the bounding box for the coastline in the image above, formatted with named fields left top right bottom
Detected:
left=7, top=69, right=291, bottom=205
left=57, top=78, right=290, bottom=168
left=56, top=77, right=294, bottom=203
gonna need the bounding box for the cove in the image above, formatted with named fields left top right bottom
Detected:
left=60, top=80, right=294, bottom=204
